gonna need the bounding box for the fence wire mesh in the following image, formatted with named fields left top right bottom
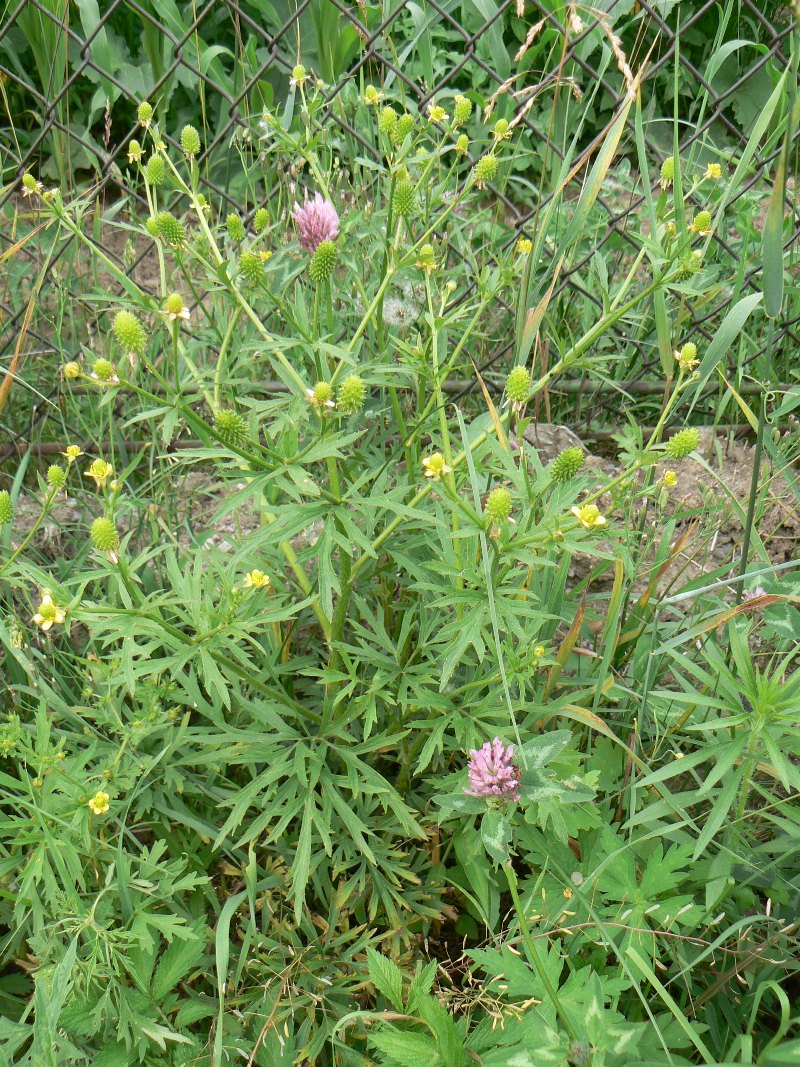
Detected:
left=0, top=0, right=798, bottom=455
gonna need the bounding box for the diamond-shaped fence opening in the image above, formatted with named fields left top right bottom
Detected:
left=1, top=0, right=798, bottom=452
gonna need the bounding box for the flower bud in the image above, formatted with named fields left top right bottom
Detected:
left=485, top=486, right=512, bottom=524
left=505, top=365, right=529, bottom=404
left=137, top=101, right=153, bottom=125
left=180, top=124, right=201, bottom=157
left=112, top=311, right=147, bottom=355
left=226, top=213, right=245, bottom=243
left=337, top=374, right=366, bottom=414
left=214, top=409, right=248, bottom=445
left=309, top=240, right=337, bottom=283
left=0, top=490, right=13, bottom=525
left=91, top=516, right=120, bottom=553
left=145, top=155, right=166, bottom=185
left=63, top=361, right=81, bottom=380
left=47, top=465, right=66, bottom=490
left=665, top=427, right=700, bottom=459
left=550, top=446, right=585, bottom=482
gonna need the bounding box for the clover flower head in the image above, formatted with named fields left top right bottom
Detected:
left=572, top=503, right=606, bottom=530
left=465, top=738, right=520, bottom=803
left=33, top=591, right=66, bottom=632
left=422, top=451, right=451, bottom=480
left=292, top=192, right=340, bottom=253
left=88, top=790, right=110, bottom=815
left=243, top=569, right=271, bottom=590
left=742, top=586, right=767, bottom=602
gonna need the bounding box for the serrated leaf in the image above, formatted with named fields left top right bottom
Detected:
left=367, top=949, right=405, bottom=1011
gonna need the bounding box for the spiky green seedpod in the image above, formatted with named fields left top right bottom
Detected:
left=254, top=208, right=269, bottom=233
left=473, top=153, right=498, bottom=187
left=137, top=101, right=153, bottom=125
left=21, top=173, right=39, bottom=193
left=154, top=211, right=185, bottom=247
left=112, top=311, right=147, bottom=355
left=455, top=133, right=469, bottom=156
left=392, top=179, right=416, bottom=218
left=493, top=118, right=510, bottom=140
left=145, top=216, right=159, bottom=237
left=145, top=155, right=165, bottom=186
left=665, top=427, right=700, bottom=459
left=91, top=358, right=116, bottom=382
left=550, top=447, right=585, bottom=482
left=0, top=490, right=12, bottom=525
left=309, top=240, right=337, bottom=283
left=660, top=156, right=674, bottom=184
left=505, top=365, right=529, bottom=404
left=239, top=252, right=265, bottom=286
left=453, top=94, right=472, bottom=126
left=379, top=106, right=398, bottom=135
left=337, top=374, right=366, bottom=414
left=485, top=487, right=512, bottom=524
left=691, top=209, right=712, bottom=235
left=91, top=516, right=120, bottom=553
left=180, top=124, right=200, bottom=157
left=214, top=409, right=248, bottom=445
left=392, top=113, right=415, bottom=145
left=47, top=465, right=66, bottom=490
left=226, top=214, right=245, bottom=243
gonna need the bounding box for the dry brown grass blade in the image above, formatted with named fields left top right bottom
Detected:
left=0, top=236, right=55, bottom=414
left=543, top=596, right=585, bottom=700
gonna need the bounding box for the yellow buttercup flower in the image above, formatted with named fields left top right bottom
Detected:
left=84, top=459, right=113, bottom=488
left=663, top=470, right=678, bottom=488
left=515, top=237, right=533, bottom=256
left=422, top=452, right=452, bottom=481
left=572, top=503, right=607, bottom=530
left=88, top=790, right=110, bottom=815
left=427, top=102, right=448, bottom=123
left=33, top=592, right=66, bottom=632
left=705, top=162, right=722, bottom=180
left=243, top=570, right=271, bottom=590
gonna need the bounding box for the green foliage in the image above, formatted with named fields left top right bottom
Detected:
left=1, top=15, right=800, bottom=1067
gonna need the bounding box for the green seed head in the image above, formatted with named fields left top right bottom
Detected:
left=91, top=516, right=120, bottom=553
left=112, top=311, right=147, bottom=355
left=239, top=252, right=265, bottom=286
left=180, top=124, right=200, bottom=157
left=145, top=216, right=159, bottom=237
left=550, top=446, right=586, bottom=482
left=91, top=358, right=116, bottom=382
left=226, top=214, right=245, bottom=243
left=392, top=113, right=415, bottom=145
left=392, top=179, right=417, bottom=218
left=214, top=409, right=248, bottom=446
left=164, top=293, right=185, bottom=316
left=21, top=172, right=39, bottom=193
left=127, top=139, right=142, bottom=162
left=485, top=486, right=512, bottom=524
left=154, top=211, right=185, bottom=246
left=665, top=427, right=700, bottom=459
left=47, top=465, right=66, bottom=490
left=337, top=374, right=366, bottom=414
left=692, top=209, right=712, bottom=234
left=493, top=118, right=510, bottom=139
left=505, top=365, right=529, bottom=404
left=473, top=153, right=498, bottom=187
left=379, top=106, right=398, bottom=135
left=453, top=94, right=472, bottom=126
left=309, top=240, right=338, bottom=284
left=291, top=64, right=307, bottom=84
left=455, top=133, right=469, bottom=156
left=137, top=101, right=153, bottom=125
left=660, top=156, right=674, bottom=183
left=0, top=490, right=12, bottom=525
left=679, top=341, right=697, bottom=362
left=144, top=155, right=165, bottom=186
left=313, top=381, right=334, bottom=405
left=254, top=208, right=269, bottom=233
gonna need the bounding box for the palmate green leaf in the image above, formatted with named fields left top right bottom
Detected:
left=151, top=918, right=207, bottom=1001
left=368, top=1027, right=440, bottom=1067
left=480, top=809, right=511, bottom=864
left=367, top=948, right=405, bottom=1011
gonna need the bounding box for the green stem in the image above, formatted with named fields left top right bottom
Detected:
left=0, top=489, right=57, bottom=578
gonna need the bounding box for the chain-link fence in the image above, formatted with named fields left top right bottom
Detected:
left=1, top=0, right=798, bottom=453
